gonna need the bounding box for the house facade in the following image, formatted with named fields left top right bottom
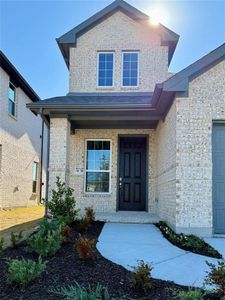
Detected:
left=0, top=51, right=47, bottom=208
left=28, top=0, right=225, bottom=236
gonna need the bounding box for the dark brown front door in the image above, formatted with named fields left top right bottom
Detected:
left=118, top=137, right=147, bottom=211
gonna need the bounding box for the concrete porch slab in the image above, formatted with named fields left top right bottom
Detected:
left=95, top=211, right=160, bottom=223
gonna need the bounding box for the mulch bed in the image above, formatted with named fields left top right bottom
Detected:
left=155, top=222, right=222, bottom=259
left=0, top=221, right=220, bottom=300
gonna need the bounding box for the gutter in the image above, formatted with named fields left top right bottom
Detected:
left=27, top=103, right=154, bottom=109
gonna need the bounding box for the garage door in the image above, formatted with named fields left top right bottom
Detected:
left=212, top=123, right=225, bottom=234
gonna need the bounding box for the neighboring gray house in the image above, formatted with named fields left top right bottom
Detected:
left=0, top=51, right=47, bottom=208
left=28, top=0, right=225, bottom=236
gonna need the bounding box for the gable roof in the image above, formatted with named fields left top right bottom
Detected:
left=161, top=42, right=225, bottom=93
left=0, top=51, right=40, bottom=102
left=150, top=42, right=225, bottom=120
left=57, top=0, right=179, bottom=68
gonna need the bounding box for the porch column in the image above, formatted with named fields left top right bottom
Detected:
left=48, top=117, right=70, bottom=199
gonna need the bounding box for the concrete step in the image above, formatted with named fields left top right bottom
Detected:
left=95, top=211, right=160, bottom=224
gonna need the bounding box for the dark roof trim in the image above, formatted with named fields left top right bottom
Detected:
left=146, top=42, right=225, bottom=122
left=26, top=91, right=169, bottom=125
left=56, top=0, right=179, bottom=67
left=162, top=43, right=225, bottom=93
left=27, top=92, right=154, bottom=110
left=0, top=51, right=40, bottom=102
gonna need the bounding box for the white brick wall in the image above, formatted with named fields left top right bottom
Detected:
left=48, top=123, right=157, bottom=214
left=69, top=11, right=170, bottom=93
left=48, top=117, right=70, bottom=195
left=47, top=8, right=225, bottom=237
left=175, top=59, right=225, bottom=236
left=154, top=102, right=177, bottom=226
left=0, top=67, right=47, bottom=208
left=48, top=58, right=225, bottom=237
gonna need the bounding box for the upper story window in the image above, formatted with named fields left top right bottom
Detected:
left=8, top=82, right=16, bottom=116
left=85, top=140, right=111, bottom=194
left=97, top=52, right=114, bottom=87
left=122, top=52, right=139, bottom=87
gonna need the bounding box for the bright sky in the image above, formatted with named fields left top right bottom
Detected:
left=1, top=0, right=225, bottom=99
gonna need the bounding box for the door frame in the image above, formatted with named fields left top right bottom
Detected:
left=212, top=120, right=225, bottom=234
left=116, top=134, right=149, bottom=212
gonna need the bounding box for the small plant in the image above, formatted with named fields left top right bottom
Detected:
left=7, top=257, right=47, bottom=285
left=205, top=260, right=225, bottom=296
left=131, top=260, right=153, bottom=293
left=85, top=207, right=95, bottom=223
left=174, top=288, right=204, bottom=300
left=10, top=231, right=23, bottom=248
left=0, top=237, right=4, bottom=256
left=50, top=282, right=111, bottom=300
left=75, top=235, right=96, bottom=260
left=61, top=225, right=72, bottom=242
left=27, top=218, right=63, bottom=257
left=77, top=216, right=90, bottom=232
left=47, top=176, right=80, bottom=224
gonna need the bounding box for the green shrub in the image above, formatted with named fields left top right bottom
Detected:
left=7, top=257, right=47, bottom=285
left=157, top=222, right=222, bottom=258
left=0, top=237, right=4, bottom=256
left=205, top=260, right=225, bottom=296
left=10, top=231, right=23, bottom=248
left=27, top=218, right=63, bottom=257
left=131, top=260, right=153, bottom=293
left=174, top=288, right=203, bottom=300
left=85, top=207, right=95, bottom=223
left=50, top=282, right=110, bottom=300
left=47, top=177, right=79, bottom=224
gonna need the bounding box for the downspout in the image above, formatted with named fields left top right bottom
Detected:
left=39, top=107, right=50, bottom=218
left=45, top=125, right=50, bottom=218
left=39, top=108, right=44, bottom=204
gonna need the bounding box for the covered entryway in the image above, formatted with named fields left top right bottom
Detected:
left=118, top=137, right=147, bottom=211
left=212, top=123, right=225, bottom=234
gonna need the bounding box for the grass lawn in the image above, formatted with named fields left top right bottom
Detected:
left=0, top=206, right=44, bottom=248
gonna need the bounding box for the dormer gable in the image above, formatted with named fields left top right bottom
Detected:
left=57, top=0, right=179, bottom=68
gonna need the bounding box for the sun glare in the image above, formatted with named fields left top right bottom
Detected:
left=149, top=6, right=169, bottom=26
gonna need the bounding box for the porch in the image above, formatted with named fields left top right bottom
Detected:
left=28, top=91, right=176, bottom=231
left=95, top=211, right=160, bottom=223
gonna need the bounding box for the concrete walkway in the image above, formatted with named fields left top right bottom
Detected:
left=97, top=223, right=224, bottom=288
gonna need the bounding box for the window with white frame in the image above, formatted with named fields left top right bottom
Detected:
left=97, top=52, right=114, bottom=87
left=122, top=52, right=139, bottom=87
left=8, top=82, right=16, bottom=116
left=85, top=140, right=111, bottom=193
